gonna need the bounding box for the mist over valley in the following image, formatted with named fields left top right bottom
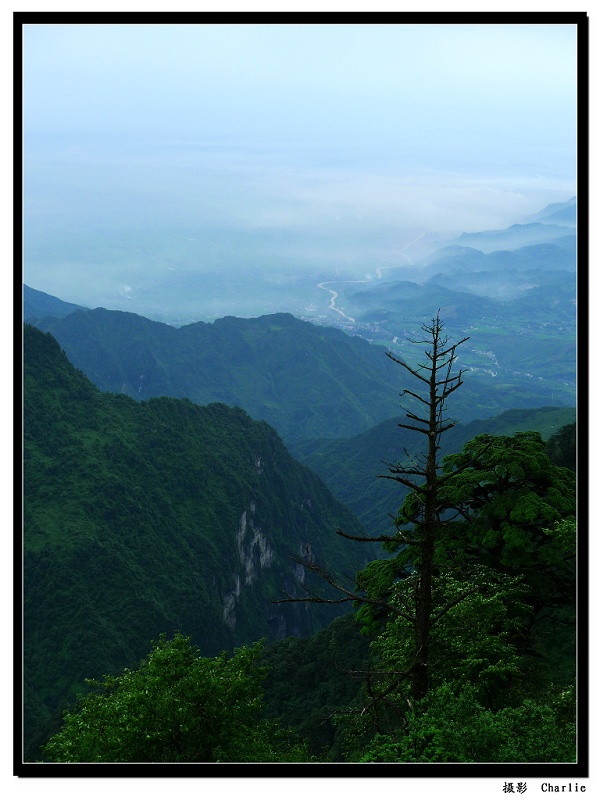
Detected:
left=24, top=135, right=576, bottom=327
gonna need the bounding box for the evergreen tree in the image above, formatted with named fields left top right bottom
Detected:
left=377, top=313, right=469, bottom=701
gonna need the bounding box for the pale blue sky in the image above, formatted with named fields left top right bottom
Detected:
left=23, top=22, right=576, bottom=169
left=22, top=21, right=580, bottom=309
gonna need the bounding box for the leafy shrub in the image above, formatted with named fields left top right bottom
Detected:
left=43, top=634, right=308, bottom=763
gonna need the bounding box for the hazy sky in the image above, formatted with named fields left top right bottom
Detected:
left=23, top=23, right=576, bottom=164
left=22, top=21, right=579, bottom=312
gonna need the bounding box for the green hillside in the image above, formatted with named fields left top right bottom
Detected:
left=34, top=309, right=402, bottom=443
left=23, top=324, right=373, bottom=761
left=292, top=406, right=576, bottom=539
left=33, top=305, right=576, bottom=445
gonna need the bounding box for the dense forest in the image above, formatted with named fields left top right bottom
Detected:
left=23, top=324, right=374, bottom=760
left=23, top=314, right=577, bottom=765
left=30, top=302, right=573, bottom=445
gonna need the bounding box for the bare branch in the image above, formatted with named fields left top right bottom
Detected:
left=390, top=531, right=422, bottom=547
left=437, top=337, right=470, bottom=358
left=335, top=527, right=398, bottom=545
left=434, top=373, right=462, bottom=389
left=386, top=351, right=429, bottom=383
left=383, top=466, right=426, bottom=478
left=399, top=388, right=430, bottom=406
left=275, top=556, right=418, bottom=623
left=437, top=421, right=458, bottom=434
left=405, top=410, right=431, bottom=426
left=376, top=472, right=422, bottom=492
left=396, top=422, right=431, bottom=435
left=381, top=448, right=427, bottom=476
left=441, top=379, right=465, bottom=399
left=273, top=594, right=351, bottom=605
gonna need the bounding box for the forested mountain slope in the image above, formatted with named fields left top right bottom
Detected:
left=32, top=304, right=575, bottom=445
left=292, top=406, right=576, bottom=539
left=336, top=267, right=575, bottom=412
left=23, top=324, right=372, bottom=760
left=323, top=212, right=576, bottom=413
left=33, top=309, right=402, bottom=442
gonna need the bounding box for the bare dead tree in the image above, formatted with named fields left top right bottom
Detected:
left=379, top=313, right=468, bottom=701
left=275, top=312, right=470, bottom=705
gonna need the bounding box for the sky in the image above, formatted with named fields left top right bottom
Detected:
left=23, top=23, right=576, bottom=162
left=21, top=20, right=580, bottom=314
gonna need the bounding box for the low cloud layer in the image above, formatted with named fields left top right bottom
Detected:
left=22, top=22, right=578, bottom=314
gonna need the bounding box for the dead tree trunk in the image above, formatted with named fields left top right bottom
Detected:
left=384, top=313, right=468, bottom=701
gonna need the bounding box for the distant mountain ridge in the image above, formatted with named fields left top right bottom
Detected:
left=29, top=302, right=576, bottom=444
left=424, top=240, right=575, bottom=276
left=32, top=308, right=402, bottom=442
left=523, top=196, right=576, bottom=225
left=24, top=197, right=578, bottom=442
left=452, top=222, right=576, bottom=254
left=24, top=284, right=86, bottom=321
left=328, top=202, right=576, bottom=411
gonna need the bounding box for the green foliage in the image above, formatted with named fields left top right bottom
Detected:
left=33, top=302, right=575, bottom=448
left=352, top=431, right=575, bottom=638
left=293, top=407, right=576, bottom=540
left=335, top=428, right=576, bottom=760
left=43, top=634, right=308, bottom=763
left=34, top=309, right=403, bottom=443
left=260, top=614, right=372, bottom=760
left=23, top=317, right=579, bottom=766
left=356, top=682, right=576, bottom=763
left=546, top=422, right=577, bottom=471
left=23, top=324, right=373, bottom=760
left=335, top=566, right=539, bottom=760
left=439, top=432, right=576, bottom=614
left=372, top=567, right=532, bottom=705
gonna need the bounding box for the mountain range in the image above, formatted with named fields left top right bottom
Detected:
left=23, top=283, right=87, bottom=320
left=27, top=307, right=404, bottom=443
left=24, top=197, right=578, bottom=440
left=25, top=293, right=576, bottom=446
left=23, top=323, right=373, bottom=759
left=523, top=195, right=577, bottom=225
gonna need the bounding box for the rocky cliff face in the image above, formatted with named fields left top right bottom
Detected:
left=224, top=505, right=275, bottom=630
